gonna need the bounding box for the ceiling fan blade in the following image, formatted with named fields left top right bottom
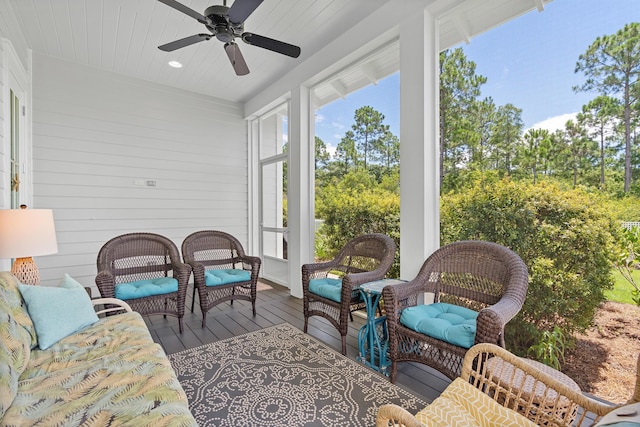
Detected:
left=224, top=42, right=250, bottom=76
left=158, top=0, right=207, bottom=24
left=158, top=34, right=211, bottom=52
left=242, top=33, right=301, bottom=58
left=228, top=0, right=263, bottom=24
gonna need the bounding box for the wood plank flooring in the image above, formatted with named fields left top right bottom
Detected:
left=145, top=280, right=451, bottom=403
left=146, top=281, right=605, bottom=425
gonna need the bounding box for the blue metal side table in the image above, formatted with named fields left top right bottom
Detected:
left=356, top=278, right=406, bottom=375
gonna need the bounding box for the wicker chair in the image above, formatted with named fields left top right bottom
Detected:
left=95, top=233, right=190, bottom=333
left=302, top=233, right=396, bottom=355
left=383, top=240, right=529, bottom=382
left=376, top=343, right=637, bottom=427
left=181, top=230, right=261, bottom=328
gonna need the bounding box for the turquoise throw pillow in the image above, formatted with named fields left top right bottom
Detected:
left=18, top=274, right=98, bottom=350
left=308, top=278, right=343, bottom=302
left=114, top=277, right=178, bottom=300
left=204, top=269, right=251, bottom=287
left=400, top=302, right=478, bottom=349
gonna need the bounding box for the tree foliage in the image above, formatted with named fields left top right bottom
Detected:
left=574, top=22, right=640, bottom=193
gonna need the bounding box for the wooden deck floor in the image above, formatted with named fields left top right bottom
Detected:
left=145, top=280, right=451, bottom=404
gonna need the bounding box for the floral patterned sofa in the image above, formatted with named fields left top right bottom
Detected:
left=0, top=272, right=196, bottom=426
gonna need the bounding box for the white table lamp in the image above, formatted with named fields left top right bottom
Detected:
left=0, top=206, right=58, bottom=285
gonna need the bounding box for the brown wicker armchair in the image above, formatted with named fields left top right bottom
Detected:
left=383, top=240, right=529, bottom=382
left=95, top=232, right=190, bottom=333
left=181, top=230, right=261, bottom=328
left=302, top=233, right=396, bottom=355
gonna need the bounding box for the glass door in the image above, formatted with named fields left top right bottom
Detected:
left=258, top=104, right=289, bottom=286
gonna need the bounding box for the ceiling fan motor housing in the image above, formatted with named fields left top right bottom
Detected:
left=204, top=5, right=244, bottom=42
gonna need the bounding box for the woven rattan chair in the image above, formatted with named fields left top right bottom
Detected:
left=302, top=233, right=396, bottom=355
left=95, top=232, right=190, bottom=333
left=181, top=230, right=261, bottom=328
left=377, top=343, right=635, bottom=427
left=383, top=240, right=529, bottom=382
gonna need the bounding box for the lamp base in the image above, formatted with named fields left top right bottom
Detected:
left=12, top=257, right=40, bottom=285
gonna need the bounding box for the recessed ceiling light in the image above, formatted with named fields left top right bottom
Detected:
left=168, top=61, right=183, bottom=68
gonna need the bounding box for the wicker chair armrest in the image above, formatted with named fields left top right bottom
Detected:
left=384, top=279, right=427, bottom=303
left=302, top=259, right=339, bottom=277
left=95, top=270, right=116, bottom=298
left=92, top=298, right=132, bottom=315
left=171, top=261, right=192, bottom=284
left=240, top=255, right=262, bottom=278
left=187, top=261, right=205, bottom=275
left=461, top=343, right=616, bottom=426
left=485, top=293, right=525, bottom=324
left=382, top=280, right=423, bottom=335
left=474, top=296, right=524, bottom=345
left=375, top=404, right=424, bottom=427
left=240, top=254, right=261, bottom=265
left=171, top=261, right=192, bottom=275
left=342, top=269, right=389, bottom=288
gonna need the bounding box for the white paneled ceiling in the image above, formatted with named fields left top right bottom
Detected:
left=5, top=0, right=552, bottom=105
left=6, top=0, right=386, bottom=102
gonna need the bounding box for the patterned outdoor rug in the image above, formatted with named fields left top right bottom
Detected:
left=168, top=323, right=427, bottom=426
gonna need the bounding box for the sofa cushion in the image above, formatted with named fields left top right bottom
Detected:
left=18, top=275, right=99, bottom=350
left=0, top=300, right=32, bottom=419
left=0, top=272, right=37, bottom=348
left=400, top=302, right=478, bottom=349
left=3, top=341, right=196, bottom=426
left=205, top=269, right=251, bottom=287
left=115, top=277, right=178, bottom=300
left=415, top=378, right=536, bottom=427
left=22, top=311, right=152, bottom=380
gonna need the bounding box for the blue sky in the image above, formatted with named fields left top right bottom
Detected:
left=315, top=0, right=639, bottom=154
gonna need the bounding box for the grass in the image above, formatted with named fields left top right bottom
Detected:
left=607, top=268, right=640, bottom=305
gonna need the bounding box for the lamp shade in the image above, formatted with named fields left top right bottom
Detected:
left=0, top=209, right=58, bottom=259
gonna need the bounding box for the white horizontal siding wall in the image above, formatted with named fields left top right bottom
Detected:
left=32, top=54, right=247, bottom=291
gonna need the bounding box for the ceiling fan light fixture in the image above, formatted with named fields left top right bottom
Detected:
left=168, top=60, right=183, bottom=68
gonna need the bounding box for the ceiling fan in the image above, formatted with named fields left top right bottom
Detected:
left=157, top=0, right=301, bottom=76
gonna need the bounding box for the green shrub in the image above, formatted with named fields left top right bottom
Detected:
left=316, top=171, right=400, bottom=277
left=441, top=178, right=617, bottom=356
left=607, top=195, right=640, bottom=221
left=528, top=326, right=570, bottom=370
left=615, top=226, right=640, bottom=306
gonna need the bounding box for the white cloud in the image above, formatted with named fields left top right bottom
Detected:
left=529, top=112, right=578, bottom=133
left=331, top=121, right=346, bottom=131
left=315, top=112, right=325, bottom=123
left=326, top=143, right=337, bottom=157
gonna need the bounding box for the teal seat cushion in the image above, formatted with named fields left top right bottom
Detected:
left=18, top=274, right=99, bottom=350
left=204, top=269, right=251, bottom=287
left=308, top=278, right=343, bottom=302
left=114, top=277, right=178, bottom=300
left=400, top=302, right=478, bottom=349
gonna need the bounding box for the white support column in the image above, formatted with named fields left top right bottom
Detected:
left=288, top=85, right=314, bottom=298
left=247, top=119, right=259, bottom=256
left=399, top=9, right=440, bottom=281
